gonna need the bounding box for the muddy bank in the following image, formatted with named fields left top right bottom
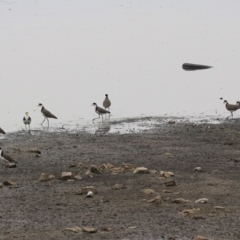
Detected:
left=0, top=119, right=240, bottom=240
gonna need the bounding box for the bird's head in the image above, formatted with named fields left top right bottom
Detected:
left=38, top=103, right=43, bottom=107
left=237, top=101, right=240, bottom=105
left=105, top=94, right=108, bottom=97
left=223, top=100, right=228, bottom=104
left=25, top=112, right=29, bottom=116
left=92, top=103, right=97, bottom=106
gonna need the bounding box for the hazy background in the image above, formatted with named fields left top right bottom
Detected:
left=1, top=0, right=240, bottom=131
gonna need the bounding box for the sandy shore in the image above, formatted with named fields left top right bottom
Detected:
left=0, top=118, right=240, bottom=240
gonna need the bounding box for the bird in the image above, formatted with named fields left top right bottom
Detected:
left=103, top=94, right=111, bottom=111
left=92, top=103, right=110, bottom=121
left=0, top=147, right=17, bottom=167
left=23, top=112, right=31, bottom=132
left=223, top=100, right=240, bottom=119
left=0, top=128, right=6, bottom=135
left=38, top=103, right=57, bottom=127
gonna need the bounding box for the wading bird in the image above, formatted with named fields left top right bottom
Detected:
left=38, top=103, right=57, bottom=127
left=92, top=103, right=110, bottom=122
left=23, top=112, right=31, bottom=132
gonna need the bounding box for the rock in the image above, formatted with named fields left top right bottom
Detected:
left=76, top=186, right=97, bottom=195
left=61, top=172, right=73, bottom=180
left=99, top=163, right=114, bottom=170
left=112, top=184, right=125, bottom=190
left=89, top=165, right=102, bottom=174
left=142, top=189, right=156, bottom=195
left=168, top=120, right=175, bottom=124
left=160, top=171, right=174, bottom=178
left=0, top=183, right=2, bottom=188
left=164, top=152, right=172, bottom=156
left=173, top=198, right=189, bottom=204
left=122, top=163, right=135, bottom=171
left=195, top=236, right=209, bottom=240
left=28, top=147, right=41, bottom=154
left=6, top=162, right=17, bottom=168
left=149, top=170, right=157, bottom=174
left=195, top=198, right=208, bottom=203
left=100, top=227, right=112, bottom=232
left=75, top=163, right=88, bottom=169
left=133, top=167, right=149, bottom=174
left=213, top=206, right=225, bottom=209
left=147, top=195, right=162, bottom=203
left=181, top=208, right=200, bottom=217
left=163, top=190, right=172, bottom=193
left=3, top=180, right=17, bottom=186
left=39, top=173, right=55, bottom=182
left=67, top=179, right=75, bottom=183
left=64, top=226, right=82, bottom=233
left=86, top=191, right=93, bottom=198
left=85, top=170, right=93, bottom=178
left=111, top=167, right=125, bottom=175
left=82, top=226, right=97, bottom=233
left=164, top=181, right=176, bottom=187
left=194, top=167, right=203, bottom=172
left=74, top=173, right=82, bottom=180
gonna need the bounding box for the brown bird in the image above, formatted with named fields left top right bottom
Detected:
left=92, top=103, right=110, bottom=121
left=38, top=103, right=57, bottom=127
left=0, top=128, right=6, bottom=134
left=103, top=94, right=111, bottom=110
left=0, top=147, right=17, bottom=167
left=223, top=100, right=240, bottom=119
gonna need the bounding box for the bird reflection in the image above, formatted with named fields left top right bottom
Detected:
left=94, top=121, right=111, bottom=135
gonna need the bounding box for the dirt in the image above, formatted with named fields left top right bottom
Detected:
left=0, top=118, right=240, bottom=240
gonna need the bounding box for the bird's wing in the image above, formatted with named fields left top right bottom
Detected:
left=97, top=106, right=110, bottom=114
left=0, top=128, right=6, bottom=134
left=3, top=153, right=17, bottom=163
left=226, top=104, right=240, bottom=111
left=42, top=108, right=58, bottom=119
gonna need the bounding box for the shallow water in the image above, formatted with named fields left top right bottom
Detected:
left=1, top=1, right=240, bottom=132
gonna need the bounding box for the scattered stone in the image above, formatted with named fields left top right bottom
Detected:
left=74, top=173, right=82, bottom=180
left=28, top=147, right=41, bottom=154
left=86, top=191, right=93, bottom=198
left=142, top=189, right=156, bottom=195
left=112, top=184, right=125, bottom=190
left=75, top=163, right=88, bottom=169
left=64, top=226, right=82, bottom=233
left=173, top=192, right=181, bottom=195
left=160, top=171, right=174, bottom=178
left=223, top=142, right=233, bottom=146
left=128, top=226, right=138, bottom=229
left=3, top=181, right=17, bottom=186
left=194, top=167, right=203, bottom=172
left=76, top=186, right=97, bottom=195
left=82, top=226, right=97, bottom=233
left=6, top=163, right=17, bottom=168
left=133, top=167, right=149, bottom=174
left=147, top=195, right=162, bottom=204
left=213, top=206, right=225, bottom=209
left=163, top=190, right=172, bottom=193
left=122, top=163, right=135, bottom=171
left=149, top=169, right=158, bottom=174
left=100, top=227, right=112, bottom=232
left=195, top=198, right=208, bottom=203
left=173, top=198, right=189, bottom=204
left=39, top=173, right=55, bottom=182
left=99, top=163, right=114, bottom=170
left=85, top=170, right=93, bottom=178
left=195, top=236, right=209, bottom=240
left=0, top=183, right=2, bottom=188
left=168, top=120, right=176, bottom=124
left=35, top=154, right=40, bottom=158
left=67, top=179, right=75, bottom=183
left=164, top=181, right=176, bottom=187
left=111, top=167, right=125, bottom=175
left=181, top=208, right=200, bottom=217
left=61, top=172, right=73, bottom=180
left=164, top=152, right=172, bottom=156
left=90, top=165, right=102, bottom=174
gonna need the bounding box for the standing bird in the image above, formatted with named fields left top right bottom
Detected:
left=223, top=100, right=240, bottom=119
left=0, top=147, right=17, bottom=167
left=92, top=103, right=110, bottom=121
left=0, top=128, right=6, bottom=135
left=23, top=112, right=31, bottom=132
left=38, top=103, right=57, bottom=127
left=103, top=94, right=111, bottom=110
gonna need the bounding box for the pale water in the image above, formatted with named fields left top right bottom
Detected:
left=1, top=1, right=240, bottom=132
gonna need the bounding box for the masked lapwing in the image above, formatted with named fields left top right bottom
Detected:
left=223, top=100, right=240, bottom=119
left=0, top=128, right=6, bottom=135
left=23, top=112, right=31, bottom=132
left=92, top=103, right=110, bottom=121
left=103, top=94, right=111, bottom=110
left=0, top=147, right=17, bottom=167
left=38, top=103, right=57, bottom=127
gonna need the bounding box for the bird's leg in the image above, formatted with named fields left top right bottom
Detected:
left=232, top=112, right=233, bottom=119
left=41, top=118, right=46, bottom=125
left=47, top=118, right=49, bottom=128
left=25, top=124, right=27, bottom=130
left=93, top=115, right=100, bottom=121
left=28, top=125, right=31, bottom=134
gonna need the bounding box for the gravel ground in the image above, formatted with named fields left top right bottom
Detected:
left=0, top=118, right=240, bottom=240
